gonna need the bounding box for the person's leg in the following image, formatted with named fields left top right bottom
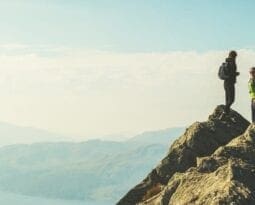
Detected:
left=228, top=84, right=235, bottom=109
left=224, top=82, right=231, bottom=114
left=252, top=100, right=255, bottom=123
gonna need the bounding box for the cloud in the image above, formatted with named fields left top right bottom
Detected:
left=0, top=47, right=253, bottom=138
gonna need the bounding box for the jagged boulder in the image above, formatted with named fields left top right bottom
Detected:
left=117, top=106, right=250, bottom=205
left=142, top=124, right=255, bottom=205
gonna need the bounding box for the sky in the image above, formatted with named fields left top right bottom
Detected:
left=0, top=0, right=254, bottom=139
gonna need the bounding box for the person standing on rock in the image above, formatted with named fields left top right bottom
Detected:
left=249, top=67, right=255, bottom=123
left=218, top=50, right=240, bottom=119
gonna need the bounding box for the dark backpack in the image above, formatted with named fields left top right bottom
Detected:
left=218, top=62, right=229, bottom=80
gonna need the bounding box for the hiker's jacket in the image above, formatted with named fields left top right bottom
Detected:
left=225, top=57, right=238, bottom=84
left=249, top=79, right=255, bottom=99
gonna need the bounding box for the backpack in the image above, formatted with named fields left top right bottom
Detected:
left=218, top=62, right=229, bottom=80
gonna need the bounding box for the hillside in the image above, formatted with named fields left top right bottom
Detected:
left=117, top=105, right=251, bottom=205
left=0, top=127, right=184, bottom=204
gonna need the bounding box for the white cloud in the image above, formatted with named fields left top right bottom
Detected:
left=0, top=47, right=253, bottom=138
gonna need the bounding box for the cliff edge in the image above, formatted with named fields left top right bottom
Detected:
left=117, top=106, right=250, bottom=205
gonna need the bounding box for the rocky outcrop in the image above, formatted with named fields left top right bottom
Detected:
left=117, top=106, right=250, bottom=205
left=142, top=123, right=255, bottom=205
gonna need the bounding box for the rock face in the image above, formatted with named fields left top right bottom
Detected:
left=142, top=124, right=255, bottom=205
left=117, top=106, right=250, bottom=205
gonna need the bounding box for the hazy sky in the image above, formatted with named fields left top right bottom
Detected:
left=0, top=1, right=254, bottom=139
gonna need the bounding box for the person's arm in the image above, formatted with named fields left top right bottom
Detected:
left=249, top=80, right=255, bottom=99
left=230, top=61, right=240, bottom=76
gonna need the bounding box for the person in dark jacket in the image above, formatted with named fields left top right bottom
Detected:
left=222, top=50, right=240, bottom=117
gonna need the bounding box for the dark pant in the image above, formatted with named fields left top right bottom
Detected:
left=224, top=82, right=235, bottom=114
left=252, top=100, right=255, bottom=123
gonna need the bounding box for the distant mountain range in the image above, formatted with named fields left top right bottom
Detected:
left=0, top=122, right=70, bottom=146
left=0, top=126, right=184, bottom=204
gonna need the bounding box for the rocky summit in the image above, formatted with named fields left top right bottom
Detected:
left=117, top=105, right=252, bottom=205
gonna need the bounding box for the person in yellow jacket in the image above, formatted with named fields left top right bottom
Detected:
left=249, top=67, right=255, bottom=122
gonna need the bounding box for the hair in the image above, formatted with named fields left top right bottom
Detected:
left=250, top=67, right=255, bottom=73
left=229, top=50, right=237, bottom=58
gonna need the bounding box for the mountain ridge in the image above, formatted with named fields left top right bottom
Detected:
left=117, top=105, right=251, bottom=205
